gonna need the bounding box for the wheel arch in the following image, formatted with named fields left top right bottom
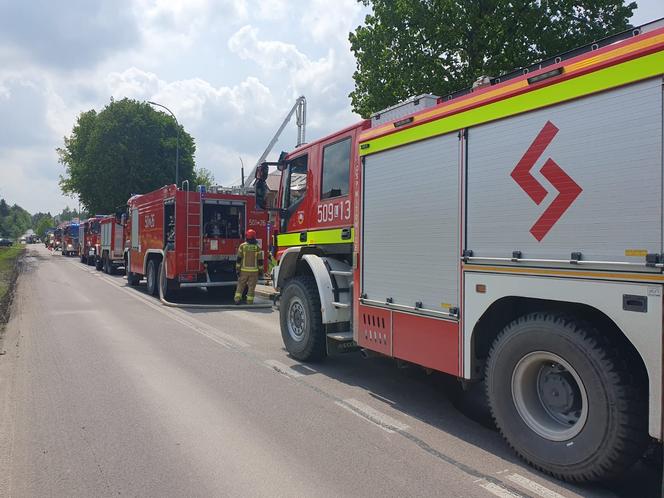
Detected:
left=471, top=296, right=647, bottom=380
left=276, top=246, right=350, bottom=324
left=143, top=249, right=164, bottom=275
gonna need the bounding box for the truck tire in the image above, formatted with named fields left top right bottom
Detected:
left=157, top=261, right=172, bottom=300
left=80, top=254, right=86, bottom=264
left=103, top=256, right=113, bottom=275
left=486, top=312, right=648, bottom=483
left=95, top=256, right=103, bottom=271
left=146, top=259, right=159, bottom=296
left=279, top=276, right=326, bottom=362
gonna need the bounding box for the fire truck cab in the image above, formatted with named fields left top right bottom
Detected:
left=127, top=184, right=268, bottom=299
left=60, top=221, right=79, bottom=257
left=260, top=21, right=664, bottom=483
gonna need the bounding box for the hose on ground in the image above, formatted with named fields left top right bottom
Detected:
left=158, top=258, right=272, bottom=309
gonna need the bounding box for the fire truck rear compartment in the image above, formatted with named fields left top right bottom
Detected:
left=202, top=202, right=243, bottom=241
left=201, top=201, right=245, bottom=283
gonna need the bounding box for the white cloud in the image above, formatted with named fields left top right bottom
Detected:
left=0, top=1, right=369, bottom=214
left=301, top=0, right=362, bottom=44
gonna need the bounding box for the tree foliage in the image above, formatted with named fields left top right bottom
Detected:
left=58, top=98, right=196, bottom=213
left=194, top=167, right=216, bottom=188
left=349, top=0, right=636, bottom=117
left=53, top=207, right=83, bottom=223
left=34, top=215, right=55, bottom=240
left=0, top=199, right=32, bottom=239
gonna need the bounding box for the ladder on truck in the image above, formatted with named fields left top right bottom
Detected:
left=185, top=189, right=202, bottom=273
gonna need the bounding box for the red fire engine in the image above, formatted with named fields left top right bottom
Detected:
left=126, top=184, right=268, bottom=299
left=97, top=214, right=125, bottom=274
left=79, top=216, right=104, bottom=265
left=60, top=220, right=79, bottom=257
left=258, top=20, right=664, bottom=482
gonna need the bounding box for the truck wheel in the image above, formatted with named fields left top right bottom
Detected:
left=95, top=256, right=103, bottom=271
left=157, top=262, right=172, bottom=300
left=146, top=259, right=159, bottom=296
left=80, top=254, right=86, bottom=264
left=279, top=276, right=325, bottom=362
left=486, top=312, right=648, bottom=482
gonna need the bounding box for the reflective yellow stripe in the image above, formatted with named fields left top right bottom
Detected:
left=359, top=50, right=664, bottom=156
left=239, top=242, right=261, bottom=271
left=277, top=227, right=354, bottom=247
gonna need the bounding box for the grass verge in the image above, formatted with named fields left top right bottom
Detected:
left=0, top=245, right=25, bottom=327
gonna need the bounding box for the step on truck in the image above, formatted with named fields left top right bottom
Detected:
left=126, top=183, right=269, bottom=299
left=78, top=216, right=104, bottom=265
left=98, top=213, right=125, bottom=274
left=256, top=20, right=664, bottom=482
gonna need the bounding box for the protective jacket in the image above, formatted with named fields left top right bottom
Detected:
left=236, top=240, right=263, bottom=273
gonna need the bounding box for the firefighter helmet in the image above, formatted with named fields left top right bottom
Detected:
left=246, top=229, right=256, bottom=239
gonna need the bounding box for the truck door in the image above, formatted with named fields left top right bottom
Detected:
left=279, top=154, right=309, bottom=233
left=316, top=137, right=352, bottom=229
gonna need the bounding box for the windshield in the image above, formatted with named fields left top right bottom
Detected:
left=90, top=221, right=100, bottom=234
left=281, top=155, right=307, bottom=210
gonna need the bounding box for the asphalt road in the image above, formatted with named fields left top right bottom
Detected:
left=0, top=245, right=659, bottom=497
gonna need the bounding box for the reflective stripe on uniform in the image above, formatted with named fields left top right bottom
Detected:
left=236, top=242, right=262, bottom=272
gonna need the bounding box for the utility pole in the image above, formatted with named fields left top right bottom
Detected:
left=148, top=101, right=180, bottom=186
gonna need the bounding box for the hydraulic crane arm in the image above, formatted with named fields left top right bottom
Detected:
left=244, top=96, right=306, bottom=188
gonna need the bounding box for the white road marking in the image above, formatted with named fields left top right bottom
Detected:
left=480, top=481, right=525, bottom=498
left=50, top=309, right=100, bottom=316
left=86, top=268, right=249, bottom=349
left=264, top=360, right=304, bottom=378
left=506, top=474, right=566, bottom=498
left=297, top=364, right=317, bottom=373
left=335, top=398, right=409, bottom=434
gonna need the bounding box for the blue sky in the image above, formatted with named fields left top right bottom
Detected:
left=0, top=0, right=662, bottom=214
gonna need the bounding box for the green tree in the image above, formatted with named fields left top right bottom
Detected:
left=349, top=0, right=636, bottom=117
left=54, top=206, right=81, bottom=223
left=35, top=215, right=55, bottom=239
left=0, top=200, right=32, bottom=239
left=193, top=167, right=216, bottom=188
left=58, top=98, right=196, bottom=213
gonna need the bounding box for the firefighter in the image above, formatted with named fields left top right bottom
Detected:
left=234, top=229, right=263, bottom=305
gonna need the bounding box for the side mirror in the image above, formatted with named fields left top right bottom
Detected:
left=255, top=179, right=268, bottom=210
left=120, top=213, right=127, bottom=225
left=277, top=151, right=288, bottom=171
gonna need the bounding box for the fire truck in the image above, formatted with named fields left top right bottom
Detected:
left=257, top=20, right=664, bottom=482
left=60, top=221, right=79, bottom=256
left=78, top=216, right=104, bottom=265
left=97, top=214, right=125, bottom=274
left=126, top=184, right=269, bottom=299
